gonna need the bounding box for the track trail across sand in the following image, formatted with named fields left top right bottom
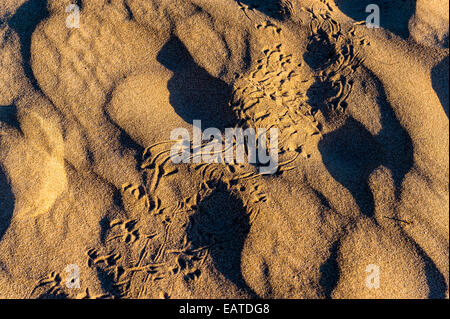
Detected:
left=0, top=0, right=447, bottom=299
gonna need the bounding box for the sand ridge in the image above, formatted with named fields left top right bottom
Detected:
left=0, top=0, right=448, bottom=299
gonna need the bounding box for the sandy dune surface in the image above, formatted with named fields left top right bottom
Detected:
left=0, top=0, right=448, bottom=299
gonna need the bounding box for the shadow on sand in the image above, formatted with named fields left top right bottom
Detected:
left=318, top=69, right=414, bottom=219
left=234, top=0, right=292, bottom=20
left=186, top=181, right=257, bottom=297
left=431, top=56, right=449, bottom=118
left=317, top=69, right=447, bottom=298
left=157, top=37, right=237, bottom=132
left=8, top=0, right=49, bottom=91
left=0, top=166, right=14, bottom=242
left=334, top=0, right=417, bottom=40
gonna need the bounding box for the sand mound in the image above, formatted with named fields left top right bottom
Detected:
left=0, top=0, right=448, bottom=299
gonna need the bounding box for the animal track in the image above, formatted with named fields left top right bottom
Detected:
left=232, top=43, right=320, bottom=154
left=302, top=7, right=365, bottom=112
left=231, top=6, right=366, bottom=159
left=26, top=1, right=385, bottom=300
left=256, top=21, right=282, bottom=34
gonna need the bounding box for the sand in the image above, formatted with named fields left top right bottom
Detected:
left=0, top=0, right=448, bottom=299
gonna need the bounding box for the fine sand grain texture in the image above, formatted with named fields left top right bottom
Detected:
left=0, top=0, right=448, bottom=299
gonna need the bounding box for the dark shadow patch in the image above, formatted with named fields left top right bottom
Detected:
left=304, top=29, right=339, bottom=71
left=112, top=188, right=125, bottom=211
left=0, top=104, right=21, bottom=132
left=319, top=117, right=382, bottom=218
left=431, top=56, right=449, bottom=117
left=407, top=238, right=448, bottom=298
left=123, top=0, right=134, bottom=20
left=103, top=101, right=145, bottom=170
left=242, top=37, right=252, bottom=71
left=303, top=29, right=354, bottom=114
left=96, top=267, right=122, bottom=298
left=334, top=0, right=416, bottom=40
left=186, top=182, right=256, bottom=297
left=443, top=35, right=449, bottom=49
left=370, top=70, right=414, bottom=199
left=99, top=216, right=110, bottom=245
left=0, top=166, right=14, bottom=242
left=319, top=240, right=340, bottom=299
left=157, top=37, right=237, bottom=132
left=319, top=69, right=414, bottom=219
left=306, top=78, right=340, bottom=114
left=423, top=253, right=448, bottom=298
left=118, top=129, right=144, bottom=166
left=8, top=0, right=49, bottom=91
left=312, top=188, right=332, bottom=211
left=236, top=0, right=293, bottom=20
left=260, top=260, right=273, bottom=298
left=74, top=0, right=83, bottom=10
